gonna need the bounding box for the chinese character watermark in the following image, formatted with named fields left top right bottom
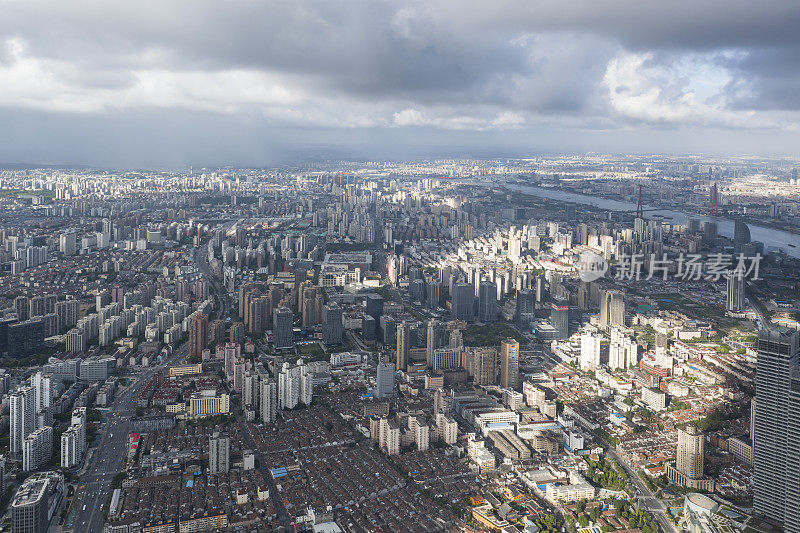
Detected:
left=610, top=252, right=761, bottom=282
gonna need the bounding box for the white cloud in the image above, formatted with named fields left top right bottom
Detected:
left=602, top=51, right=772, bottom=128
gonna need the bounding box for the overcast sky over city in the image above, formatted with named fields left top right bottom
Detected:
left=3, top=0, right=800, bottom=167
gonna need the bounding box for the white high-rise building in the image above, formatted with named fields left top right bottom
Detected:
left=208, top=432, right=230, bottom=474
left=726, top=269, right=745, bottom=312
left=71, top=408, right=87, bottom=453
left=277, top=360, right=313, bottom=410
left=10, top=386, right=36, bottom=457
left=242, top=372, right=259, bottom=409
left=22, top=426, right=52, bottom=472
left=259, top=380, right=277, bottom=423
left=61, top=426, right=81, bottom=468
left=59, top=232, right=76, bottom=256
left=30, top=372, right=53, bottom=413
left=580, top=331, right=601, bottom=371
left=608, top=328, right=638, bottom=370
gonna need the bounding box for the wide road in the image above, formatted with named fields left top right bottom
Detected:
left=71, top=342, right=188, bottom=532
left=194, top=220, right=237, bottom=319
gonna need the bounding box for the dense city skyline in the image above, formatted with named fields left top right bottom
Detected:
left=1, top=2, right=799, bottom=532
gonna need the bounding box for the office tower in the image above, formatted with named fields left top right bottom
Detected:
left=676, top=425, right=705, bottom=479
left=272, top=307, right=294, bottom=349
left=10, top=386, right=36, bottom=457
left=7, top=319, right=44, bottom=357
left=322, top=303, right=343, bottom=345
left=599, top=290, right=625, bottom=328
left=473, top=348, right=497, bottom=386
left=426, top=281, right=440, bottom=309
left=535, top=275, right=544, bottom=302
left=734, top=220, right=751, bottom=245
left=409, top=279, right=425, bottom=302
left=703, top=221, right=718, bottom=242
left=753, top=327, right=800, bottom=527
left=364, top=293, right=384, bottom=323
left=515, top=288, right=535, bottom=327
left=375, top=360, right=395, bottom=399
left=11, top=475, right=52, bottom=533
left=580, top=331, right=601, bottom=371
left=550, top=295, right=569, bottom=340
left=208, top=432, right=230, bottom=474
left=396, top=321, right=410, bottom=372
left=726, top=269, right=745, bottom=312
left=786, top=364, right=800, bottom=530
left=478, top=281, right=497, bottom=323
left=451, top=283, right=474, bottom=322
left=500, top=339, right=520, bottom=390
left=259, top=380, right=277, bottom=423
left=22, top=426, right=52, bottom=472
left=189, top=314, right=208, bottom=359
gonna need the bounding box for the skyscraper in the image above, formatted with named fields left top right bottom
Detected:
left=10, top=386, right=35, bottom=458
left=726, top=269, right=745, bottom=312
left=425, top=319, right=439, bottom=366
left=426, top=281, right=440, bottom=309
left=753, top=327, right=800, bottom=527
left=375, top=360, right=395, bottom=399
left=478, top=281, right=497, bottom=323
left=473, top=348, right=497, bottom=386
left=11, top=474, right=51, bottom=533
left=599, top=290, right=625, bottom=328
left=579, top=331, right=601, bottom=371
left=550, top=295, right=569, bottom=340
left=676, top=425, right=705, bottom=479
left=259, top=380, right=277, bottom=423
left=734, top=220, right=751, bottom=245
left=208, top=432, right=230, bottom=474
left=500, top=339, right=520, bottom=390
left=189, top=313, right=208, bottom=360
left=515, top=288, right=535, bottom=327
left=396, top=321, right=410, bottom=372
left=364, top=293, right=384, bottom=323
left=451, top=283, right=474, bottom=322
left=272, top=306, right=294, bottom=349
left=322, top=303, right=343, bottom=345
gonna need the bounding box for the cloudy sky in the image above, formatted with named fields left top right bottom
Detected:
left=2, top=0, right=800, bottom=167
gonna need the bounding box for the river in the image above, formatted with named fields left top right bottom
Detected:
left=506, top=183, right=800, bottom=259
